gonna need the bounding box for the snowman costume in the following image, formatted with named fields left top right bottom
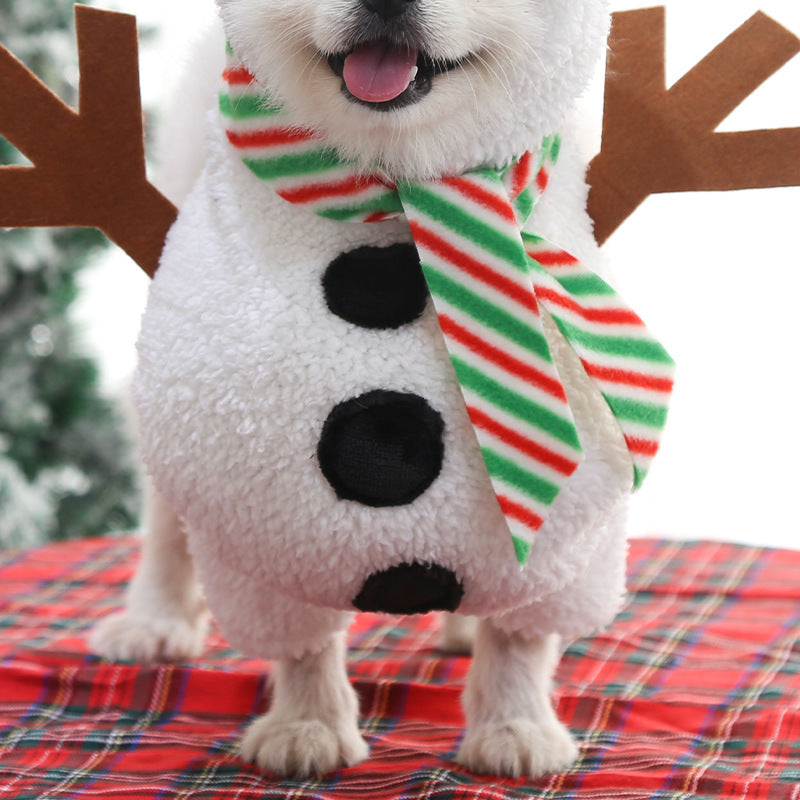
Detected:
left=93, top=0, right=673, bottom=778
left=136, top=95, right=651, bottom=646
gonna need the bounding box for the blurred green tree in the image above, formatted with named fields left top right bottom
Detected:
left=0, top=0, right=140, bottom=547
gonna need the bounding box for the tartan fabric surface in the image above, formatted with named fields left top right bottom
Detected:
left=1, top=537, right=799, bottom=799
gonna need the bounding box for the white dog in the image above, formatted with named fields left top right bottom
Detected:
left=91, top=0, right=645, bottom=780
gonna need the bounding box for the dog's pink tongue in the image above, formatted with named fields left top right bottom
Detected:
left=342, top=42, right=418, bottom=102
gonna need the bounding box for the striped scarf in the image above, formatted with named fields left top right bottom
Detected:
left=220, top=56, right=675, bottom=565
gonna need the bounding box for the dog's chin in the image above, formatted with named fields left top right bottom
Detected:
left=255, top=42, right=533, bottom=180
left=308, top=46, right=494, bottom=179
left=319, top=73, right=481, bottom=179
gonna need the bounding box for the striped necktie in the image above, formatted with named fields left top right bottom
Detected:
left=219, top=55, right=675, bottom=565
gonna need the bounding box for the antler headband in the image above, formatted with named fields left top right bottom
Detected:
left=2, top=5, right=798, bottom=271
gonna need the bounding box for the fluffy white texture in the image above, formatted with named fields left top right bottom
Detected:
left=133, top=105, right=631, bottom=659
left=215, top=0, right=609, bottom=179
left=95, top=0, right=635, bottom=777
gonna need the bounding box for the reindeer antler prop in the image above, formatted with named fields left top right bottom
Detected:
left=0, top=4, right=177, bottom=277
left=588, top=7, right=800, bottom=244
left=0, top=5, right=798, bottom=269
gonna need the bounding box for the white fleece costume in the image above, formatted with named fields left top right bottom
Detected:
left=134, top=99, right=633, bottom=660
left=91, top=0, right=669, bottom=776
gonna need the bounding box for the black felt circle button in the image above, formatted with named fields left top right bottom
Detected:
left=322, top=244, right=428, bottom=329
left=318, top=390, right=444, bottom=506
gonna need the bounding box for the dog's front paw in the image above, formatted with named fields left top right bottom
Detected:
left=240, top=713, right=369, bottom=778
left=89, top=611, right=208, bottom=663
left=456, top=717, right=579, bottom=778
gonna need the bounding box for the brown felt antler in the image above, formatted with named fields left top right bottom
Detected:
left=588, top=7, right=800, bottom=245
left=0, top=4, right=177, bottom=277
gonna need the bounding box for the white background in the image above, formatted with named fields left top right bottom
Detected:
left=72, top=0, right=800, bottom=549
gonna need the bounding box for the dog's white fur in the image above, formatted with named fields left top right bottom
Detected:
left=91, top=0, right=628, bottom=779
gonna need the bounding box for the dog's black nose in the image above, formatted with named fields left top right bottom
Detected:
left=354, top=562, right=463, bottom=614
left=361, top=0, right=416, bottom=20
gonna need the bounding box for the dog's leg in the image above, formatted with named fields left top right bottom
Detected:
left=90, top=480, right=209, bottom=662
left=240, top=630, right=368, bottom=777
left=457, top=622, right=578, bottom=777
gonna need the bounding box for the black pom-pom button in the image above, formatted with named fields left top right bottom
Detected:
left=322, top=244, right=428, bottom=329
left=354, top=562, right=464, bottom=614
left=318, top=390, right=444, bottom=506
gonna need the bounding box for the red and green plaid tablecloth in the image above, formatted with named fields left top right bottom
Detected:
left=1, top=537, right=799, bottom=799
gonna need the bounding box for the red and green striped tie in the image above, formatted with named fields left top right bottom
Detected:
left=220, top=56, right=675, bottom=565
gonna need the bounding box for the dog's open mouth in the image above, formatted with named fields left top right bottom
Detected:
left=327, top=41, right=463, bottom=111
